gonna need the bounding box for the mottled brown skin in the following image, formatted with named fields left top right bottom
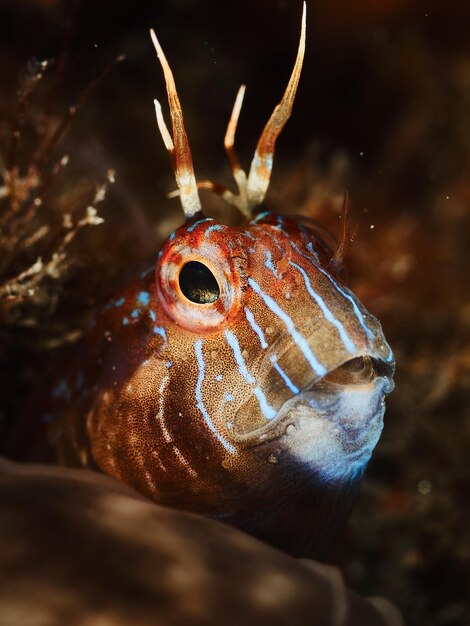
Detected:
left=25, top=212, right=394, bottom=556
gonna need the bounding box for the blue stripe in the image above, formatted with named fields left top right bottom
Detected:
left=205, top=224, right=224, bottom=237
left=250, top=210, right=270, bottom=224
left=153, top=326, right=167, bottom=344
left=248, top=278, right=327, bottom=377
left=187, top=218, right=213, bottom=232
left=290, top=261, right=356, bottom=353
left=194, top=340, right=235, bottom=454
left=244, top=307, right=268, bottom=349
left=137, top=291, right=150, bottom=306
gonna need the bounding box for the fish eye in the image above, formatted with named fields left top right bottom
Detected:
left=156, top=228, right=244, bottom=331
left=179, top=261, right=220, bottom=304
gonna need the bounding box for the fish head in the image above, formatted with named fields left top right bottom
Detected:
left=154, top=211, right=395, bottom=490
left=85, top=9, right=395, bottom=557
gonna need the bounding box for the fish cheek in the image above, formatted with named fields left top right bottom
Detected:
left=84, top=355, right=230, bottom=509
left=86, top=356, right=171, bottom=491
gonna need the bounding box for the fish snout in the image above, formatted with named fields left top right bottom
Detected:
left=264, top=354, right=395, bottom=481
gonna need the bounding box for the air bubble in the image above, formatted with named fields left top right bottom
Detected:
left=418, top=480, right=432, bottom=495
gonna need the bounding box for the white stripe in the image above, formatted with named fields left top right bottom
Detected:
left=292, top=241, right=376, bottom=343
left=156, top=376, right=172, bottom=443
left=290, top=261, right=356, bottom=352
left=248, top=278, right=327, bottom=377
left=253, top=387, right=277, bottom=420
left=270, top=355, right=299, bottom=394
left=224, top=329, right=277, bottom=420
left=194, top=340, right=236, bottom=454
left=224, top=330, right=255, bottom=383
left=244, top=306, right=268, bottom=349
left=264, top=251, right=278, bottom=277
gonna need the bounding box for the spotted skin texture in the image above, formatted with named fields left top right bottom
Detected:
left=36, top=209, right=395, bottom=556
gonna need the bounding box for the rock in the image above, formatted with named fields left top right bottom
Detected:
left=0, top=457, right=402, bottom=626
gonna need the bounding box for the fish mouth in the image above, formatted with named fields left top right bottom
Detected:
left=229, top=354, right=395, bottom=447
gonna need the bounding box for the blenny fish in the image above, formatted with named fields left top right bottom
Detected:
left=26, top=5, right=395, bottom=555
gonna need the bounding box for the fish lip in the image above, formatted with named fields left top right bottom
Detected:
left=227, top=353, right=395, bottom=445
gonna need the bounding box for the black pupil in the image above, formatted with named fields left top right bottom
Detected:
left=179, top=261, right=220, bottom=304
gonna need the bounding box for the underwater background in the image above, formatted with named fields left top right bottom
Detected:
left=0, top=1, right=468, bottom=624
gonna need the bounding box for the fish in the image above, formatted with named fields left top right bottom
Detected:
left=20, top=4, right=395, bottom=556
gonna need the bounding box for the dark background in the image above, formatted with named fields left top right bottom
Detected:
left=0, top=1, right=469, bottom=624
